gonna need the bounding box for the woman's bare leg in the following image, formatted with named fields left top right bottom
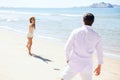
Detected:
left=26, top=38, right=32, bottom=56
left=26, top=40, right=29, bottom=48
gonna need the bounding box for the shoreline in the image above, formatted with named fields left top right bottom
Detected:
left=0, top=27, right=120, bottom=61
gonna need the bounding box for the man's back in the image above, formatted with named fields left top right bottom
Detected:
left=72, top=25, right=100, bottom=58
left=65, top=25, right=103, bottom=72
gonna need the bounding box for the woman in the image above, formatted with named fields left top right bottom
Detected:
left=26, top=17, right=35, bottom=56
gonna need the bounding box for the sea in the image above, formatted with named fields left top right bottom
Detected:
left=0, top=7, right=120, bottom=60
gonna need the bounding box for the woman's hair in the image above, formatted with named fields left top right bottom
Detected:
left=29, top=16, right=35, bottom=23
left=83, top=13, right=94, bottom=26
left=29, top=16, right=35, bottom=29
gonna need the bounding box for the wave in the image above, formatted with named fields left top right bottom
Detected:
left=0, top=11, right=20, bottom=22
left=0, top=26, right=26, bottom=34
left=104, top=53, right=120, bottom=60
left=7, top=18, right=19, bottom=22
left=0, top=25, right=120, bottom=61
left=59, top=14, right=82, bottom=17
left=40, top=13, right=82, bottom=17
left=0, top=25, right=62, bottom=42
left=0, top=11, right=82, bottom=23
left=37, top=35, right=62, bottom=42
left=0, top=9, right=83, bottom=17
left=0, top=18, right=19, bottom=22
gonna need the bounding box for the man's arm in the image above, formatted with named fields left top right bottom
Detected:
left=94, top=38, right=103, bottom=76
left=96, top=38, right=103, bottom=64
left=65, top=31, right=75, bottom=63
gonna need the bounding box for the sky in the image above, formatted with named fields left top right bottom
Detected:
left=0, top=0, right=120, bottom=8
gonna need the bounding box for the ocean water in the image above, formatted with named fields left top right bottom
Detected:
left=0, top=7, right=120, bottom=59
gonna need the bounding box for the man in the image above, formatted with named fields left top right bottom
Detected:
left=61, top=13, right=103, bottom=80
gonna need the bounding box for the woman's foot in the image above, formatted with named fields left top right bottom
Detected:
left=28, top=52, right=32, bottom=56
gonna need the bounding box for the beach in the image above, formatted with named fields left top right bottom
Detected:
left=0, top=29, right=120, bottom=80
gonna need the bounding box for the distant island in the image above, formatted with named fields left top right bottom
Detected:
left=73, top=2, right=120, bottom=8
left=89, top=2, right=120, bottom=8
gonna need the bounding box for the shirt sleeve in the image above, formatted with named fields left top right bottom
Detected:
left=96, top=38, right=103, bottom=64
left=65, top=31, right=75, bottom=61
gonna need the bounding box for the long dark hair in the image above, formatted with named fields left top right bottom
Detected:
left=29, top=16, right=35, bottom=29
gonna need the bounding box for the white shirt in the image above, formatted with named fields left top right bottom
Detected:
left=65, top=25, right=103, bottom=72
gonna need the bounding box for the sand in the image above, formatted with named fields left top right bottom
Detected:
left=0, top=29, right=120, bottom=80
